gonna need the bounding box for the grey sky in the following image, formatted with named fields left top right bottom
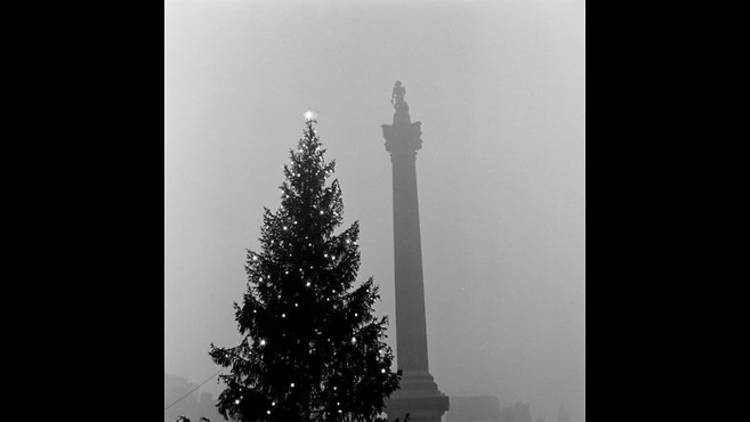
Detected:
left=165, top=0, right=585, bottom=420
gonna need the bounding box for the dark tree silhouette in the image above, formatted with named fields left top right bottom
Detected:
left=209, top=114, right=400, bottom=421
left=175, top=414, right=409, bottom=422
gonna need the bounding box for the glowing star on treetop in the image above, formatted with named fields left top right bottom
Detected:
left=304, top=110, right=317, bottom=121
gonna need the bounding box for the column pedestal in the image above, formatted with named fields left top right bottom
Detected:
left=385, top=371, right=449, bottom=422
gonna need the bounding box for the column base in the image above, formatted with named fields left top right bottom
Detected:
left=385, top=371, right=449, bottom=422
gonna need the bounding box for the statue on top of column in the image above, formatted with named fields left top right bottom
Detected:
left=391, top=80, right=411, bottom=125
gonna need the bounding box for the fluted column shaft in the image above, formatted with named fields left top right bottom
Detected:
left=390, top=150, right=430, bottom=373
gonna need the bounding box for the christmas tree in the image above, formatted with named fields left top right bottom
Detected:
left=209, top=112, right=400, bottom=422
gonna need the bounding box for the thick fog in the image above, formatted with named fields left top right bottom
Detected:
left=165, top=0, right=584, bottom=421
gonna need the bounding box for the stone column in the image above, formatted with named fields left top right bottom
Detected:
left=382, top=81, right=449, bottom=422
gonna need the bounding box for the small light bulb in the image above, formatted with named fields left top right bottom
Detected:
left=267, top=410, right=271, bottom=415
left=272, top=401, right=276, bottom=406
left=283, top=226, right=288, bottom=231
left=290, top=382, right=295, bottom=387
left=282, top=313, right=286, bottom=318
left=351, top=337, right=356, bottom=344
left=260, top=339, right=267, bottom=346
left=306, top=281, right=311, bottom=287
left=235, top=399, right=240, bottom=405
left=381, top=368, right=386, bottom=374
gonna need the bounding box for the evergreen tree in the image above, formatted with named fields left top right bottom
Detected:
left=209, top=113, right=400, bottom=422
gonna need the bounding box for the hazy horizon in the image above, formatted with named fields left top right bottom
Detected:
left=165, top=0, right=585, bottom=420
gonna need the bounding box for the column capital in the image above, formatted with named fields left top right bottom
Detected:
left=382, top=121, right=423, bottom=158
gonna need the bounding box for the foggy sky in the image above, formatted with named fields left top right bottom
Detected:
left=165, top=1, right=585, bottom=421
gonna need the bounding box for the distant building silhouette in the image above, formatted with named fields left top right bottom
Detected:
left=498, top=401, right=532, bottom=422
left=556, top=404, right=571, bottom=422
left=445, top=396, right=533, bottom=422
left=445, top=396, right=501, bottom=422
left=164, top=373, right=222, bottom=422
